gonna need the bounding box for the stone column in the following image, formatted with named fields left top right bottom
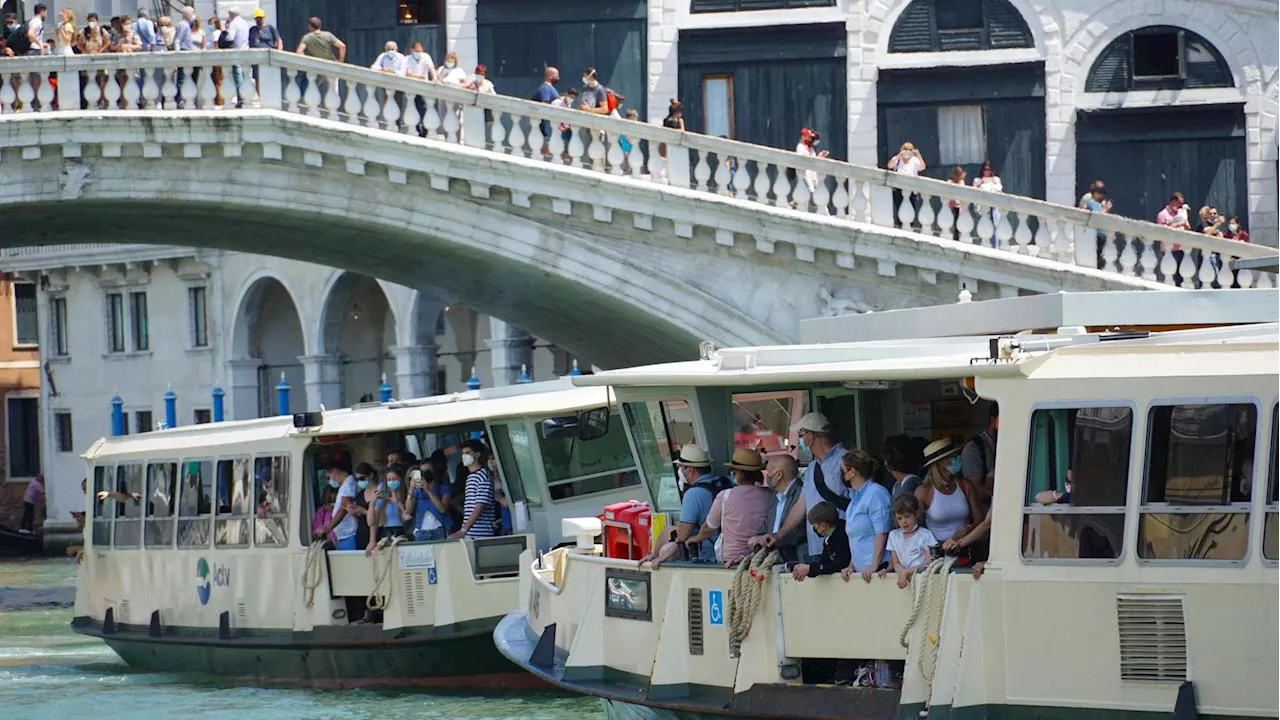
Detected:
left=446, top=0, right=477, bottom=65
left=299, top=354, right=343, bottom=411
left=485, top=318, right=534, bottom=387
left=225, top=358, right=263, bottom=420
left=391, top=344, right=440, bottom=399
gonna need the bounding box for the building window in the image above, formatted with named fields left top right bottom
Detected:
left=55, top=411, right=73, bottom=452
left=1086, top=26, right=1233, bottom=92
left=1022, top=406, right=1131, bottom=561
left=6, top=396, right=40, bottom=478
left=888, top=0, right=1033, bottom=53
left=702, top=75, right=734, bottom=138
left=194, top=409, right=212, bottom=425
left=937, top=105, right=985, bottom=165
left=129, top=292, right=149, bottom=352
left=135, top=410, right=154, bottom=434
left=13, top=282, right=37, bottom=347
left=690, top=0, right=836, bottom=13
left=189, top=287, right=208, bottom=348
left=51, top=296, right=68, bottom=356
left=397, top=0, right=444, bottom=25
left=1139, top=403, right=1255, bottom=563
left=106, top=293, right=125, bottom=353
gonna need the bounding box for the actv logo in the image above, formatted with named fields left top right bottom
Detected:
left=195, top=558, right=232, bottom=606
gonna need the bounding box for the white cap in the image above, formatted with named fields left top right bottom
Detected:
left=790, top=411, right=832, bottom=434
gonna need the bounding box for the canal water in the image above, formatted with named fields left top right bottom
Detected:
left=0, top=558, right=600, bottom=720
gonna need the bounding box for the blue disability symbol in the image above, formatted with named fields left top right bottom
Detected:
left=427, top=568, right=438, bottom=585
left=708, top=590, right=724, bottom=626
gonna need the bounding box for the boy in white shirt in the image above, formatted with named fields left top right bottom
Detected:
left=881, top=494, right=937, bottom=589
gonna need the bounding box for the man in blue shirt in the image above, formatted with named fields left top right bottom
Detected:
left=790, top=412, right=849, bottom=561
left=637, top=445, right=724, bottom=567
left=535, top=66, right=560, bottom=151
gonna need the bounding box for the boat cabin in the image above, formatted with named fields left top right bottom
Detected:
left=497, top=291, right=1279, bottom=719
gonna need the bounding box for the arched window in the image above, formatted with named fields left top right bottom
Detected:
left=888, top=0, right=1032, bottom=54
left=1086, top=27, right=1233, bottom=92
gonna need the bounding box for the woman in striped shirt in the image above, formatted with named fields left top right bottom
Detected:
left=449, top=439, right=496, bottom=539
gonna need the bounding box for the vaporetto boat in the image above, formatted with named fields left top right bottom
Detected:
left=494, top=290, right=1279, bottom=719
left=71, top=378, right=661, bottom=687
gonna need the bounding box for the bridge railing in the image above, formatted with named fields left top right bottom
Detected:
left=1, top=50, right=1274, bottom=289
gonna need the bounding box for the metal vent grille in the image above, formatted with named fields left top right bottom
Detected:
left=688, top=588, right=704, bottom=656
left=402, top=571, right=427, bottom=617
left=1117, top=594, right=1187, bottom=682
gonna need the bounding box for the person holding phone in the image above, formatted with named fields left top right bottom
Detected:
left=405, top=464, right=452, bottom=541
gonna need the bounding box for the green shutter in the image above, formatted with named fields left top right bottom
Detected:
left=938, top=28, right=983, bottom=51
left=888, top=0, right=934, bottom=53
left=1085, top=36, right=1131, bottom=92
left=985, top=0, right=1033, bottom=49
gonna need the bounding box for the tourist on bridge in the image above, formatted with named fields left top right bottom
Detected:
left=371, top=40, right=406, bottom=75
left=294, top=16, right=345, bottom=101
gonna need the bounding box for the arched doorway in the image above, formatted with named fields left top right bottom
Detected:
left=230, top=276, right=307, bottom=418
left=319, top=273, right=397, bottom=406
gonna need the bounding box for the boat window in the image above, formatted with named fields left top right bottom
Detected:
left=1021, top=406, right=1132, bottom=561
left=490, top=422, right=543, bottom=508
left=91, top=464, right=114, bottom=548
left=1139, top=402, right=1256, bottom=562
left=214, top=457, right=252, bottom=548
left=540, top=411, right=641, bottom=502
left=1259, top=404, right=1280, bottom=561
left=144, top=461, right=178, bottom=548
left=112, top=463, right=144, bottom=548
left=253, top=455, right=290, bottom=547
left=622, top=400, right=693, bottom=513
left=177, top=459, right=213, bottom=548
left=732, top=390, right=805, bottom=455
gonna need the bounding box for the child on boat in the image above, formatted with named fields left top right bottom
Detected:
left=881, top=494, right=937, bottom=589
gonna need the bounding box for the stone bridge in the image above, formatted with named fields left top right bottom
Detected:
left=1, top=51, right=1273, bottom=366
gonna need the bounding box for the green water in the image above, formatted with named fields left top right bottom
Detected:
left=0, top=558, right=600, bottom=720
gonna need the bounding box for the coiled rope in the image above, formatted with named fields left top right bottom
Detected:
left=366, top=534, right=405, bottom=612
left=898, top=556, right=956, bottom=716
left=302, top=539, right=329, bottom=608
left=727, top=547, right=779, bottom=655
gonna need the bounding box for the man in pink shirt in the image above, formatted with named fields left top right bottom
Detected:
left=685, top=449, right=774, bottom=566
left=1155, top=192, right=1191, bottom=282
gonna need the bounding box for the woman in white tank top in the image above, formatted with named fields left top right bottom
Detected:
left=915, top=439, right=982, bottom=543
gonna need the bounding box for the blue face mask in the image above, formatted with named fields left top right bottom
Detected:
left=798, top=433, right=809, bottom=454
left=387, top=480, right=401, bottom=491
left=357, top=479, right=369, bottom=490
left=328, top=478, right=340, bottom=489
left=948, top=456, right=963, bottom=475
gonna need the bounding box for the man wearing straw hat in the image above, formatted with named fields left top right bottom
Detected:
left=684, top=448, right=773, bottom=566
left=637, top=445, right=730, bottom=568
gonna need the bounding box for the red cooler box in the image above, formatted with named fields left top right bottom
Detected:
left=601, top=501, right=650, bottom=559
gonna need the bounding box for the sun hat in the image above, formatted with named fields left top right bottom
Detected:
left=725, top=448, right=764, bottom=472
left=673, top=445, right=711, bottom=468
left=921, top=439, right=961, bottom=470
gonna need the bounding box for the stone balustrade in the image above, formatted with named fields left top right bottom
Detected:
left=2, top=50, right=1274, bottom=289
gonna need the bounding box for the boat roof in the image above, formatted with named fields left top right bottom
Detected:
left=799, top=289, right=1278, bottom=344
left=83, top=378, right=612, bottom=461
left=572, top=323, right=1279, bottom=389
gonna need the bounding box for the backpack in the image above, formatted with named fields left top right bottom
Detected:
left=686, top=474, right=733, bottom=501
left=216, top=28, right=233, bottom=49
left=4, top=21, right=31, bottom=56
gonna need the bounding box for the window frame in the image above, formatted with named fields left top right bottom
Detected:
left=1137, top=395, right=1261, bottom=567
left=188, top=286, right=209, bottom=348
left=396, top=0, right=445, bottom=25
left=5, top=393, right=41, bottom=480
left=91, top=463, right=116, bottom=549
left=702, top=73, right=735, bottom=139
left=1261, top=402, right=1277, bottom=566
left=1130, top=27, right=1186, bottom=83
left=12, top=281, right=38, bottom=348
left=177, top=457, right=215, bottom=549
left=50, top=295, right=69, bottom=356
left=1020, top=400, right=1138, bottom=567
left=252, top=453, right=292, bottom=549
left=143, top=459, right=180, bottom=549
left=620, top=395, right=700, bottom=514
left=535, top=410, right=643, bottom=504
left=54, top=410, right=73, bottom=453
left=214, top=456, right=254, bottom=549
left=112, top=461, right=146, bottom=549
left=129, top=291, right=149, bottom=352
left=489, top=419, right=545, bottom=509
left=135, top=410, right=154, bottom=434
left=106, top=292, right=126, bottom=353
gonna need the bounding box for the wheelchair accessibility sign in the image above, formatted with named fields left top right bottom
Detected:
left=707, top=589, right=724, bottom=626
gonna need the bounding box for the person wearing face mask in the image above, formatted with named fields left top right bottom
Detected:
left=578, top=66, right=610, bottom=116
left=914, top=440, right=982, bottom=548
left=749, top=454, right=805, bottom=564
left=404, top=41, right=437, bottom=81
left=313, top=462, right=359, bottom=550
left=683, top=449, right=773, bottom=566
left=789, top=412, right=849, bottom=561
left=471, top=64, right=494, bottom=94
left=636, top=445, right=730, bottom=568
left=836, top=449, right=891, bottom=584
left=367, top=467, right=410, bottom=555
left=449, top=440, right=496, bottom=539
left=437, top=51, right=468, bottom=86
left=371, top=40, right=406, bottom=75
left=962, top=402, right=998, bottom=508
left=794, top=128, right=829, bottom=203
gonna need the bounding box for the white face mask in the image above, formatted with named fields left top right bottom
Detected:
left=445, top=60, right=455, bottom=69
left=460, top=452, right=475, bottom=466
left=412, top=51, right=422, bottom=59
left=89, top=21, right=98, bottom=28
left=582, top=76, right=590, bottom=85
